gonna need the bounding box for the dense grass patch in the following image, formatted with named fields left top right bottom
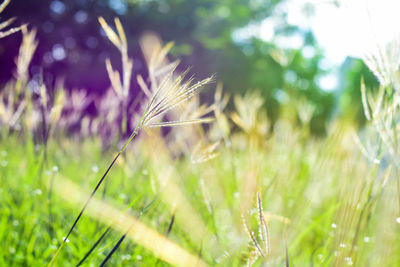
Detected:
left=1, top=122, right=399, bottom=266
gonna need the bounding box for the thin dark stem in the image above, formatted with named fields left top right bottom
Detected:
left=100, top=230, right=129, bottom=267
left=166, top=213, right=175, bottom=236
left=47, top=170, right=56, bottom=237
left=49, top=114, right=145, bottom=266
left=66, top=152, right=121, bottom=241
left=102, top=173, right=109, bottom=200
left=76, top=227, right=111, bottom=267
left=156, top=210, right=175, bottom=266
left=48, top=152, right=121, bottom=266
left=76, top=197, right=157, bottom=266
left=284, top=235, right=289, bottom=267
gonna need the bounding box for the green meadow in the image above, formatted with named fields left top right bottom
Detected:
left=1, top=0, right=400, bottom=266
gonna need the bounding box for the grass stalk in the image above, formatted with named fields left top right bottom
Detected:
left=76, top=197, right=157, bottom=266
left=48, top=116, right=145, bottom=266
left=166, top=212, right=175, bottom=236
left=99, top=229, right=129, bottom=267
left=76, top=227, right=111, bottom=266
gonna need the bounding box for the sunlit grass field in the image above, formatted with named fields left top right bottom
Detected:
left=1, top=120, right=399, bottom=266
left=1, top=0, right=400, bottom=266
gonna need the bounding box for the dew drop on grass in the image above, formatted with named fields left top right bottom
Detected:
left=121, top=254, right=131, bottom=261
left=62, top=237, right=70, bottom=243
left=345, top=257, right=353, bottom=266
left=364, top=236, right=370, bottom=243
left=33, top=189, right=42, bottom=196
left=135, top=255, right=142, bottom=261
left=52, top=166, right=59, bottom=172
left=339, top=243, right=346, bottom=248
left=396, top=217, right=400, bottom=224
left=92, top=165, right=99, bottom=173
left=12, top=220, right=19, bottom=227
left=331, top=223, right=337, bottom=229
left=9, top=247, right=16, bottom=254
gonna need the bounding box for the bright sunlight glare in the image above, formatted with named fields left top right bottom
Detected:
left=260, top=0, right=400, bottom=65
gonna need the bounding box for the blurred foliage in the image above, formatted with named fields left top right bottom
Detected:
left=0, top=0, right=372, bottom=134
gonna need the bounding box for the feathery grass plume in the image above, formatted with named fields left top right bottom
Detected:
left=0, top=82, right=26, bottom=130
left=139, top=64, right=214, bottom=129
left=34, top=80, right=66, bottom=143
left=139, top=32, right=178, bottom=90
left=242, top=193, right=270, bottom=265
left=256, top=193, right=269, bottom=255
left=362, top=36, right=400, bottom=88
left=212, top=82, right=231, bottom=145
left=158, top=90, right=215, bottom=153
left=137, top=34, right=215, bottom=129
left=16, top=26, right=37, bottom=85
left=48, top=82, right=66, bottom=138
left=15, top=26, right=37, bottom=133
left=138, top=32, right=217, bottom=158
left=0, top=26, right=37, bottom=133
left=231, top=92, right=265, bottom=133
left=191, top=140, right=220, bottom=164
left=351, top=129, right=381, bottom=164
left=360, top=77, right=371, bottom=121
left=231, top=91, right=269, bottom=149
left=0, top=0, right=10, bottom=14
left=0, top=0, right=25, bottom=39
left=99, top=17, right=133, bottom=134
left=53, top=177, right=209, bottom=267
left=49, top=19, right=214, bottom=265
left=360, top=82, right=400, bottom=168
left=297, top=98, right=315, bottom=126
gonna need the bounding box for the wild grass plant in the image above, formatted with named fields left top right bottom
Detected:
left=0, top=1, right=400, bottom=267
left=47, top=17, right=215, bottom=266
left=0, top=0, right=24, bottom=39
